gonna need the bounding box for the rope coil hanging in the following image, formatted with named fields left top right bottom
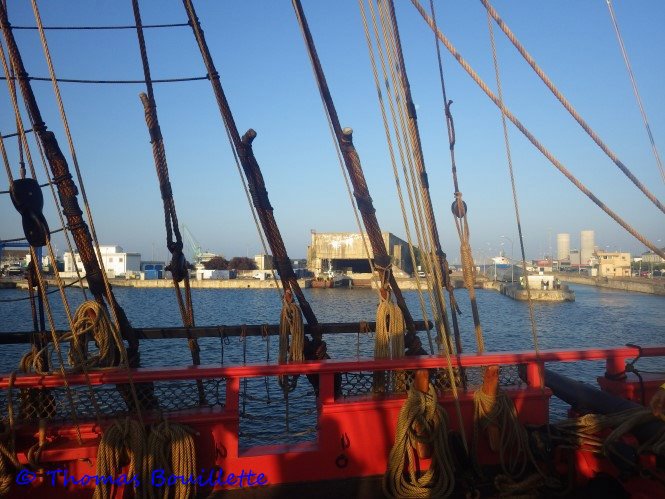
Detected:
left=278, top=290, right=304, bottom=393
left=373, top=279, right=407, bottom=393
left=383, top=383, right=456, bottom=498
left=93, top=418, right=146, bottom=499
left=145, top=420, right=198, bottom=499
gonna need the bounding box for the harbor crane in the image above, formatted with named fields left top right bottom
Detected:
left=180, top=224, right=219, bottom=265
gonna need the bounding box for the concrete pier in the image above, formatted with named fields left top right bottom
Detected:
left=557, top=274, right=665, bottom=296
left=483, top=281, right=575, bottom=302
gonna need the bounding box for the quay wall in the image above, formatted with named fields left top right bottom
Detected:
left=3, top=274, right=490, bottom=291
left=557, top=274, right=665, bottom=296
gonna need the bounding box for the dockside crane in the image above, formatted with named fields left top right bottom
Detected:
left=180, top=224, right=219, bottom=265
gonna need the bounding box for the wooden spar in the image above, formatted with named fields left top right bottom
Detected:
left=0, top=4, right=140, bottom=363
left=181, top=0, right=321, bottom=342
left=0, top=320, right=434, bottom=344
left=291, top=0, right=420, bottom=350
left=383, top=0, right=460, bottom=354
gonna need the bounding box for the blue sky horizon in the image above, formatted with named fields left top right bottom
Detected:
left=0, top=1, right=663, bottom=265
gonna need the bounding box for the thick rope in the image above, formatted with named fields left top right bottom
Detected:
left=605, top=0, right=665, bottom=186
left=555, top=407, right=665, bottom=457
left=421, top=0, right=485, bottom=354
left=93, top=419, right=146, bottom=499
left=0, top=375, right=19, bottom=497
left=383, top=383, right=455, bottom=498
left=378, top=0, right=456, bottom=354
left=278, top=297, right=304, bottom=392
left=145, top=420, right=197, bottom=499
left=473, top=389, right=534, bottom=478
left=410, top=0, right=665, bottom=260
left=358, top=0, right=438, bottom=355
left=482, top=0, right=665, bottom=198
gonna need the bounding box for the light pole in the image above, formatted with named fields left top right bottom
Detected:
left=501, top=235, right=514, bottom=282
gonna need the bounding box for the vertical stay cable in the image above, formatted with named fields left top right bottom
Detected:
left=290, top=0, right=420, bottom=348
left=358, top=0, right=435, bottom=354
left=131, top=0, right=205, bottom=404
left=379, top=0, right=460, bottom=355
left=0, top=39, right=88, bottom=300
left=27, top=0, right=144, bottom=376
left=422, top=0, right=485, bottom=354
left=605, top=0, right=665, bottom=185
left=16, top=0, right=148, bottom=420
left=485, top=10, right=541, bottom=358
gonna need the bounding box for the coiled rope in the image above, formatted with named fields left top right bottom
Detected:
left=146, top=420, right=197, bottom=499
left=383, top=383, right=455, bottom=498
left=473, top=389, right=536, bottom=478
left=93, top=418, right=146, bottom=499
left=0, top=374, right=19, bottom=497
left=555, top=407, right=665, bottom=457
left=278, top=292, right=304, bottom=393
left=374, top=285, right=406, bottom=393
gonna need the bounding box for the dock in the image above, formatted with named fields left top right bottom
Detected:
left=483, top=281, right=575, bottom=302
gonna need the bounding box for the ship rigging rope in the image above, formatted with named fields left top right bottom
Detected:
left=0, top=70, right=98, bottom=440
left=423, top=0, right=487, bottom=355
left=410, top=0, right=665, bottom=260
left=376, top=0, right=457, bottom=355
left=473, top=388, right=541, bottom=479
left=29, top=0, right=148, bottom=423
left=0, top=75, right=208, bottom=84
left=145, top=420, right=197, bottom=499
left=11, top=22, right=189, bottom=31
left=364, top=0, right=468, bottom=450
left=483, top=6, right=541, bottom=358
left=132, top=0, right=203, bottom=387
left=291, top=0, right=381, bottom=299
left=555, top=407, right=665, bottom=458
left=278, top=294, right=304, bottom=393
left=383, top=383, right=455, bottom=498
left=605, top=0, right=665, bottom=186
left=358, top=0, right=438, bottom=357
left=373, top=280, right=406, bottom=393
left=0, top=277, right=81, bottom=303
left=0, top=40, right=89, bottom=299
left=483, top=0, right=665, bottom=194
left=0, top=375, right=20, bottom=497
left=93, top=418, right=146, bottom=499
left=182, top=0, right=285, bottom=303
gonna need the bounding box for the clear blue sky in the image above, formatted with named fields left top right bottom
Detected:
left=0, top=1, right=663, bottom=264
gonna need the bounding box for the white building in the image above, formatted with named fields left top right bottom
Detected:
left=64, top=245, right=140, bottom=278
left=556, top=233, right=570, bottom=261
left=580, top=230, right=595, bottom=266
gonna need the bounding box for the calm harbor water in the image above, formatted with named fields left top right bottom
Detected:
left=1, top=284, right=663, bottom=363
left=1, top=284, right=663, bottom=446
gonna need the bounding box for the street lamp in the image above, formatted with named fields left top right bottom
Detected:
left=500, top=235, right=514, bottom=282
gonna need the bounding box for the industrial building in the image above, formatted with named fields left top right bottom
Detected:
left=307, top=231, right=413, bottom=276
left=64, top=245, right=140, bottom=278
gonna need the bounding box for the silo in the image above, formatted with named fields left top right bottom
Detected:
left=556, top=233, right=570, bottom=261
left=581, top=230, right=595, bottom=265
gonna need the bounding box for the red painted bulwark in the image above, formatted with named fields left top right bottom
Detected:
left=2, top=346, right=664, bottom=497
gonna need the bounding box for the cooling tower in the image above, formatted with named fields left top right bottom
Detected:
left=557, top=233, right=570, bottom=261
left=580, top=230, right=595, bottom=266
